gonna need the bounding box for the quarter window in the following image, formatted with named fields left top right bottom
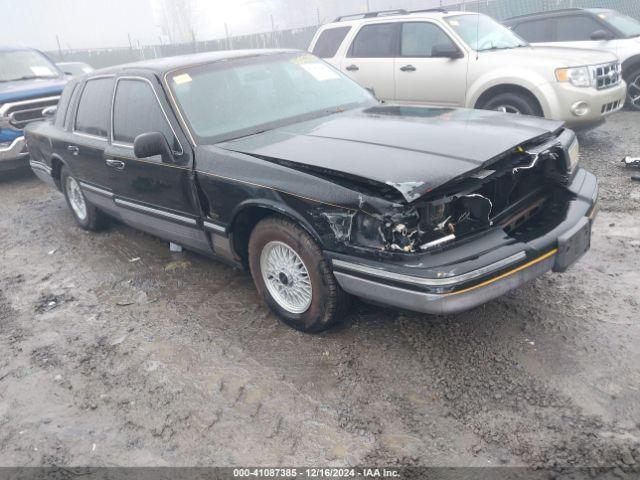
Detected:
left=348, top=23, right=398, bottom=58
left=75, top=77, right=114, bottom=138
left=112, top=79, right=179, bottom=152
left=312, top=27, right=351, bottom=58
left=401, top=22, right=456, bottom=57
left=554, top=15, right=605, bottom=41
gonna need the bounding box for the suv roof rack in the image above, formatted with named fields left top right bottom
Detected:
left=334, top=9, right=408, bottom=22
left=504, top=8, right=584, bottom=21
left=410, top=8, right=449, bottom=14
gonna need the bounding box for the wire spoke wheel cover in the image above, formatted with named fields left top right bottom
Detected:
left=260, top=241, right=312, bottom=314
left=66, top=176, right=87, bottom=221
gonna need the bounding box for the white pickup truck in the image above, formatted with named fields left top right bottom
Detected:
left=309, top=8, right=627, bottom=128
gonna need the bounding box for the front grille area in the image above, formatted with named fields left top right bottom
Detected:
left=1, top=96, right=60, bottom=129
left=601, top=99, right=622, bottom=114
left=591, top=62, right=621, bottom=90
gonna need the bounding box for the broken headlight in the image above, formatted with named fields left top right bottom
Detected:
left=566, top=138, right=580, bottom=174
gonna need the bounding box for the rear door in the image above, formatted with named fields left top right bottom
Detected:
left=394, top=21, right=468, bottom=106
left=65, top=76, right=115, bottom=193
left=340, top=22, right=399, bottom=100
left=104, top=74, right=210, bottom=253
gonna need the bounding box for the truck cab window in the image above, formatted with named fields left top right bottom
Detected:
left=112, top=79, right=180, bottom=153
left=75, top=78, right=114, bottom=138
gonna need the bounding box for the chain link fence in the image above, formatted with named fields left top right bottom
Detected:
left=46, top=0, right=640, bottom=69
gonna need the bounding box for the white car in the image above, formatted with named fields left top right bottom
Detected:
left=309, top=8, right=627, bottom=128
left=504, top=8, right=640, bottom=110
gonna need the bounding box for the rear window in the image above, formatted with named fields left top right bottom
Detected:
left=348, top=23, right=398, bottom=58
left=512, top=19, right=551, bottom=42
left=55, top=81, right=77, bottom=129
left=75, top=77, right=114, bottom=138
left=312, top=27, right=351, bottom=58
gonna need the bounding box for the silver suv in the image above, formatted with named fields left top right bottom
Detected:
left=309, top=8, right=627, bottom=128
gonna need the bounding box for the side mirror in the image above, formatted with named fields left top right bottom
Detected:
left=432, top=43, right=464, bottom=59
left=133, top=132, right=173, bottom=163
left=590, top=30, right=614, bottom=41
left=42, top=106, right=57, bottom=119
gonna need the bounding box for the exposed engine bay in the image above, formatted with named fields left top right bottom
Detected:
left=374, top=135, right=572, bottom=253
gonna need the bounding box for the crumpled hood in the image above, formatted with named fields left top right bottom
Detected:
left=217, top=105, right=563, bottom=202
left=0, top=77, right=68, bottom=103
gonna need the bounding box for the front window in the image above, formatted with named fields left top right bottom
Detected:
left=445, top=14, right=528, bottom=51
left=168, top=53, right=375, bottom=144
left=594, top=10, right=640, bottom=38
left=0, top=50, right=62, bottom=82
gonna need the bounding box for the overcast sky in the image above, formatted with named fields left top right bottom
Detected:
left=0, top=0, right=462, bottom=51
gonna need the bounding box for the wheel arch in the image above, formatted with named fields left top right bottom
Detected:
left=228, top=199, right=324, bottom=267
left=50, top=154, right=67, bottom=191
left=474, top=83, right=544, bottom=116
left=622, top=54, right=640, bottom=78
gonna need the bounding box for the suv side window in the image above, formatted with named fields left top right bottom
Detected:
left=401, top=22, right=456, bottom=57
left=312, top=26, right=351, bottom=58
left=554, top=15, right=606, bottom=41
left=75, top=77, right=114, bottom=138
left=112, top=78, right=180, bottom=153
left=512, top=18, right=551, bottom=42
left=348, top=23, right=399, bottom=58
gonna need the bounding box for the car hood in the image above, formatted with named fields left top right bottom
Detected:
left=0, top=77, right=68, bottom=103
left=495, top=45, right=619, bottom=66
left=216, top=105, right=563, bottom=203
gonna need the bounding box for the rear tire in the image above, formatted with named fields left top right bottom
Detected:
left=480, top=91, right=542, bottom=117
left=248, top=216, right=349, bottom=333
left=61, top=166, right=107, bottom=231
left=624, top=67, right=640, bottom=111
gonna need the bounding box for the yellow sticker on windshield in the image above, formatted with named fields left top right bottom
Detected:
left=173, top=73, right=192, bottom=85
left=291, top=54, right=316, bottom=64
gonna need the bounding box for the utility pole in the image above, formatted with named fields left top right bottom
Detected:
left=366, top=0, right=370, bottom=12
left=270, top=14, right=275, bottom=32
left=316, top=7, right=321, bottom=25
left=224, top=22, right=230, bottom=50
left=55, top=35, right=63, bottom=60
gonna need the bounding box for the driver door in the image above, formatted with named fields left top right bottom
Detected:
left=105, top=75, right=210, bottom=253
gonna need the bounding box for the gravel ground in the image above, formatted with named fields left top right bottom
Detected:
left=0, top=112, right=639, bottom=470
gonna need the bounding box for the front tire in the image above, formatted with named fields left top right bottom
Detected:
left=248, top=216, right=349, bottom=333
left=480, top=91, right=542, bottom=117
left=624, top=67, right=640, bottom=111
left=61, top=167, right=107, bottom=231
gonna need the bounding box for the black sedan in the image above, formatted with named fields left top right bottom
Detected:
left=24, top=49, right=598, bottom=332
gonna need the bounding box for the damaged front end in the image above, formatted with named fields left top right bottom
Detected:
left=335, top=130, right=579, bottom=254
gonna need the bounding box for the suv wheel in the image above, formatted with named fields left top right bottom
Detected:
left=248, top=216, right=349, bottom=333
left=625, top=67, right=640, bottom=111
left=61, top=167, right=107, bottom=230
left=481, top=92, right=541, bottom=117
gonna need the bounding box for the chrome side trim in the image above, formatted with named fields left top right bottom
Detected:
left=79, top=181, right=113, bottom=198
left=203, top=221, right=226, bottom=234
left=29, top=160, right=52, bottom=174
left=332, top=251, right=527, bottom=288
left=114, top=198, right=197, bottom=225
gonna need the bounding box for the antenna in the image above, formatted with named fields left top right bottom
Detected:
left=476, top=1, right=480, bottom=60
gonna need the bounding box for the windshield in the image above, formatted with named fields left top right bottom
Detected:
left=594, top=10, right=640, bottom=38
left=445, top=14, right=528, bottom=51
left=168, top=53, right=375, bottom=144
left=0, top=50, right=62, bottom=82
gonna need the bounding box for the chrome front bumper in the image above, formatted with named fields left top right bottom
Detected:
left=0, top=136, right=29, bottom=169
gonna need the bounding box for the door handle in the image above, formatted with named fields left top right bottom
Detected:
left=400, top=64, right=417, bottom=72
left=345, top=64, right=359, bottom=72
left=67, top=145, right=79, bottom=155
left=105, top=159, right=125, bottom=171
